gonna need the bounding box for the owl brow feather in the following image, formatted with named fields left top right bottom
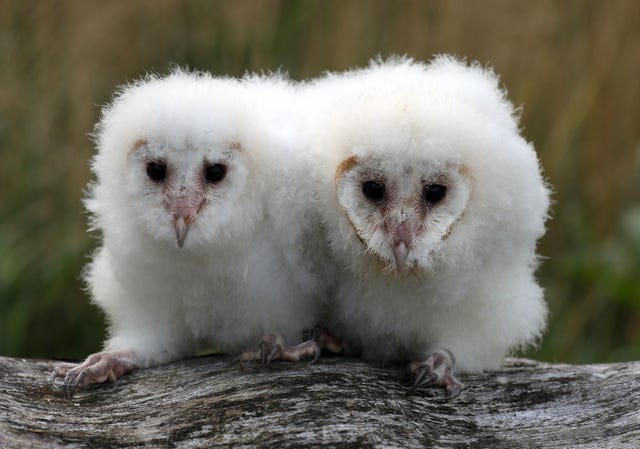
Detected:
left=127, top=138, right=149, bottom=156
left=334, top=155, right=358, bottom=181
left=127, top=138, right=241, bottom=161
left=334, top=154, right=368, bottom=247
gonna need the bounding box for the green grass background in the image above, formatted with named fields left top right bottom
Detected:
left=1, top=0, right=639, bottom=363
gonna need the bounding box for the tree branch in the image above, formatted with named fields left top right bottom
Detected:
left=1, top=356, right=638, bottom=448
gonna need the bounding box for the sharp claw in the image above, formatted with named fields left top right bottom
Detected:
left=445, top=367, right=463, bottom=398
left=63, top=373, right=73, bottom=399
left=259, top=341, right=269, bottom=364
left=50, top=370, right=59, bottom=387
left=63, top=372, right=73, bottom=389
left=447, top=381, right=463, bottom=399
left=308, top=345, right=320, bottom=366
left=266, top=344, right=281, bottom=364
left=409, top=367, right=429, bottom=393
left=72, top=370, right=86, bottom=389
left=64, top=371, right=86, bottom=399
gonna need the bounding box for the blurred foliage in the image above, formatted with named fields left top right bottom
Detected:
left=0, top=0, right=638, bottom=363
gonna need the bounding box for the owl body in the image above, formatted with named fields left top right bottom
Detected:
left=85, top=71, right=322, bottom=367
left=303, top=57, right=550, bottom=372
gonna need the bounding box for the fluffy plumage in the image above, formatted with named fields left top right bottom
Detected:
left=301, top=56, right=550, bottom=393
left=52, top=70, right=324, bottom=394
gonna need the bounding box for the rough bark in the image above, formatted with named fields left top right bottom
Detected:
left=0, top=355, right=638, bottom=448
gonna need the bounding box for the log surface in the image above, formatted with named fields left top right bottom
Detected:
left=0, top=355, right=639, bottom=448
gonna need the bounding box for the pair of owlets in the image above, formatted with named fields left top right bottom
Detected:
left=51, top=56, right=550, bottom=397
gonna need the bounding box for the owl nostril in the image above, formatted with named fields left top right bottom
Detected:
left=394, top=221, right=413, bottom=247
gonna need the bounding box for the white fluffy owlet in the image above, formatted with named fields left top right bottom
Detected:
left=302, top=56, right=550, bottom=396
left=51, top=70, right=324, bottom=396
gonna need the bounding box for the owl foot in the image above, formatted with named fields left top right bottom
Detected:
left=50, top=350, right=137, bottom=399
left=304, top=325, right=350, bottom=354
left=240, top=333, right=320, bottom=367
left=407, top=349, right=463, bottom=398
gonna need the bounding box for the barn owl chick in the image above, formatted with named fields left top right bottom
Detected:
left=303, top=56, right=550, bottom=396
left=51, top=71, right=323, bottom=397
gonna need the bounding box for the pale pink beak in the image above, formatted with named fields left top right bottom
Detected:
left=168, top=196, right=206, bottom=248
left=393, top=241, right=410, bottom=271
left=391, top=221, right=412, bottom=271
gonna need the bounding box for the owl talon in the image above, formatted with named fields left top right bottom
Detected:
left=241, top=333, right=321, bottom=365
left=50, top=350, right=136, bottom=398
left=306, top=325, right=349, bottom=354
left=50, top=362, right=76, bottom=387
left=408, top=366, right=431, bottom=392
left=407, top=349, right=463, bottom=398
left=63, top=370, right=87, bottom=399
left=263, top=342, right=282, bottom=364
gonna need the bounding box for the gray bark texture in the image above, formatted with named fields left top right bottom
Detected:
left=0, top=355, right=639, bottom=448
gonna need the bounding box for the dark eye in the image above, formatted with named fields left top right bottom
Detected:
left=362, top=180, right=385, bottom=202
left=205, top=164, right=227, bottom=184
left=424, top=184, right=447, bottom=204
left=146, top=161, right=166, bottom=182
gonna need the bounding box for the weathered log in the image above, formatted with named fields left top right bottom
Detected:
left=0, top=355, right=638, bottom=448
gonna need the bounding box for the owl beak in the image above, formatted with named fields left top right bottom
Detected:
left=168, top=196, right=206, bottom=248
left=391, top=221, right=412, bottom=271
left=174, top=217, right=189, bottom=249
left=392, top=242, right=410, bottom=271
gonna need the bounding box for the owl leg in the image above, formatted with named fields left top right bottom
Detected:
left=240, top=333, right=320, bottom=366
left=50, top=350, right=137, bottom=398
left=407, top=349, right=463, bottom=397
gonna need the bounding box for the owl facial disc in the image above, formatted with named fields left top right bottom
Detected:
left=336, top=155, right=471, bottom=273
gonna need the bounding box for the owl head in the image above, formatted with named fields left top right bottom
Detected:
left=89, top=70, right=280, bottom=251
left=310, top=56, right=549, bottom=275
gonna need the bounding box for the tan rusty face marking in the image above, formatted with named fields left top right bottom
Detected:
left=442, top=214, right=461, bottom=241
left=334, top=155, right=358, bottom=182
left=335, top=154, right=367, bottom=246
left=440, top=165, right=470, bottom=241
left=128, top=138, right=149, bottom=156
left=343, top=207, right=367, bottom=247
left=128, top=139, right=241, bottom=158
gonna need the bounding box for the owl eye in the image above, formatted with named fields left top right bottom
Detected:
left=146, top=161, right=166, bottom=182
left=205, top=164, right=227, bottom=184
left=362, top=180, right=385, bottom=202
left=424, top=184, right=447, bottom=204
